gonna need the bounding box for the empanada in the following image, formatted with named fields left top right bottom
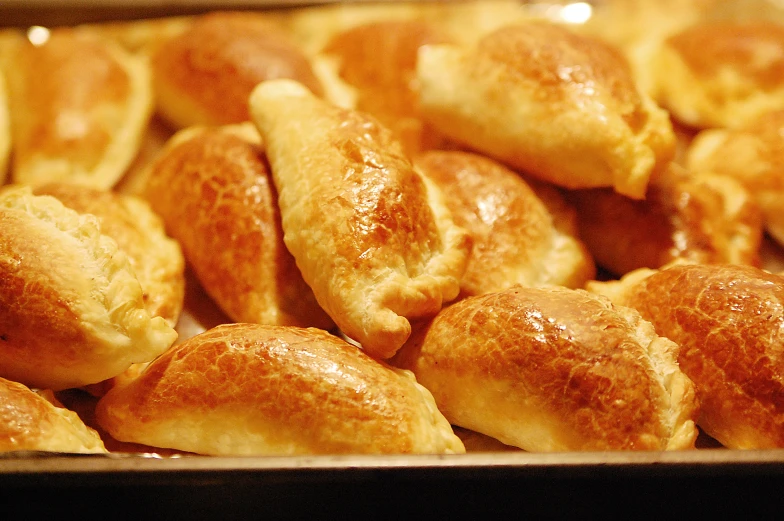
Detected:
left=150, top=11, right=323, bottom=130
left=0, top=377, right=106, bottom=454
left=588, top=263, right=784, bottom=449
left=392, top=285, right=699, bottom=451
left=415, top=21, right=675, bottom=199
left=96, top=323, right=465, bottom=456
left=3, top=28, right=153, bottom=190
left=414, top=150, right=595, bottom=295
left=144, top=123, right=333, bottom=330
left=0, top=186, right=177, bottom=391
left=249, top=79, right=471, bottom=359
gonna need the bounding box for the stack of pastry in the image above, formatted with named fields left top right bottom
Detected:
left=0, top=0, right=783, bottom=457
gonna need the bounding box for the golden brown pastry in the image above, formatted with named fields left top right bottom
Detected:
left=144, top=123, right=332, bottom=330
left=416, top=21, right=675, bottom=199
left=414, top=150, right=595, bottom=295
left=34, top=183, right=185, bottom=328
left=0, top=68, right=9, bottom=183
left=249, top=79, right=471, bottom=359
left=564, top=164, right=763, bottom=276
left=0, top=186, right=177, bottom=391
left=0, top=377, right=106, bottom=454
left=588, top=263, right=784, bottom=449
left=320, top=19, right=455, bottom=155
left=3, top=28, right=153, bottom=189
left=392, top=285, right=699, bottom=452
left=686, top=109, right=784, bottom=246
left=651, top=21, right=784, bottom=129
left=95, top=323, right=465, bottom=456
left=150, top=11, right=323, bottom=130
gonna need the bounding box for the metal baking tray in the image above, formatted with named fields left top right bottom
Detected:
left=2, top=1, right=784, bottom=518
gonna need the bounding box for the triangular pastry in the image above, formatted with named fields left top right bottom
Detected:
left=415, top=21, right=675, bottom=199
left=0, top=186, right=177, bottom=391
left=249, top=79, right=471, bottom=359
left=96, top=323, right=465, bottom=456
left=3, top=28, right=153, bottom=190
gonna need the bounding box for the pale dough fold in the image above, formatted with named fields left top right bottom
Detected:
left=249, top=79, right=471, bottom=359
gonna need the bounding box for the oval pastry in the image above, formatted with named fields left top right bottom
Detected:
left=151, top=11, right=323, bottom=129
left=95, top=323, right=465, bottom=456
left=3, top=28, right=153, bottom=190
left=392, top=285, right=699, bottom=451
left=0, top=186, right=177, bottom=391
left=414, top=150, right=595, bottom=295
left=0, top=377, right=106, bottom=454
left=249, top=79, right=471, bottom=359
left=588, top=263, right=784, bottom=449
left=144, top=123, right=332, bottom=330
left=415, top=21, right=675, bottom=199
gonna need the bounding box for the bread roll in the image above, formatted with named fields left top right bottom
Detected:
left=144, top=123, right=332, bottom=330
left=565, top=164, right=763, bottom=276
left=686, top=109, right=784, bottom=246
left=249, top=79, right=471, bottom=359
left=414, top=150, right=595, bottom=295
left=0, top=377, right=106, bottom=454
left=34, top=183, right=185, bottom=327
left=151, top=11, right=323, bottom=129
left=0, top=186, right=177, bottom=391
left=651, top=21, right=784, bottom=129
left=96, top=323, right=465, bottom=456
left=392, top=285, right=699, bottom=451
left=588, top=263, right=784, bottom=449
left=3, top=28, right=152, bottom=189
left=416, top=21, right=675, bottom=199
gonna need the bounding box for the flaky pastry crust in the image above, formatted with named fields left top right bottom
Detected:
left=0, top=186, right=177, bottom=390
left=144, top=123, right=332, bottom=330
left=96, top=323, right=465, bottom=456
left=416, top=21, right=675, bottom=199
left=588, top=263, right=784, bottom=449
left=392, top=285, right=699, bottom=451
left=249, top=79, right=471, bottom=359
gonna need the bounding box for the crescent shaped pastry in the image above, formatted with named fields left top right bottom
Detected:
left=391, top=285, right=699, bottom=452
left=587, top=263, right=784, bottom=449
left=34, top=183, right=185, bottom=328
left=564, top=164, right=763, bottom=277
left=0, top=186, right=177, bottom=391
left=150, top=11, right=323, bottom=130
left=95, top=323, right=465, bottom=456
left=0, top=377, right=106, bottom=454
left=3, top=28, right=153, bottom=190
left=414, top=150, right=595, bottom=295
left=415, top=21, right=675, bottom=199
left=144, top=123, right=333, bottom=330
left=686, top=109, right=784, bottom=247
left=651, top=21, right=784, bottom=129
left=320, top=19, right=455, bottom=155
left=249, top=79, right=471, bottom=359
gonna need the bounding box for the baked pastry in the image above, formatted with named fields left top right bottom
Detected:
left=249, top=79, right=471, bottom=359
left=320, top=19, right=455, bottom=155
left=0, top=377, right=106, bottom=454
left=3, top=28, right=153, bottom=190
left=686, top=109, right=784, bottom=247
left=144, top=123, right=333, bottom=330
left=95, top=323, right=465, bottom=456
left=415, top=21, right=676, bottom=199
left=651, top=21, right=784, bottom=129
left=391, top=285, right=699, bottom=451
left=0, top=186, right=177, bottom=391
left=564, top=163, right=763, bottom=276
left=34, top=183, right=185, bottom=327
left=150, top=11, right=323, bottom=129
left=414, top=150, right=595, bottom=295
left=587, top=262, right=784, bottom=449
left=0, top=68, right=9, bottom=183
